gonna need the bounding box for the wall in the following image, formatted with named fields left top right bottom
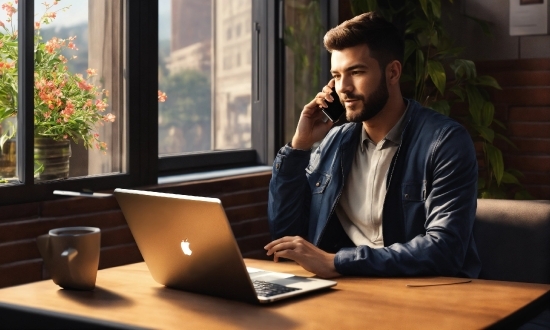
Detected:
left=444, top=0, right=550, bottom=61
left=444, top=0, right=550, bottom=199
left=0, top=171, right=272, bottom=289
left=477, top=59, right=550, bottom=199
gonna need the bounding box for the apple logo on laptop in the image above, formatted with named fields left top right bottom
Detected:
left=181, top=239, right=192, bottom=256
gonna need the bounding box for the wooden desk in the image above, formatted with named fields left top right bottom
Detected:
left=0, top=259, right=548, bottom=329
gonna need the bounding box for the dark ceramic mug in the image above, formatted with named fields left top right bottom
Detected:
left=37, top=227, right=101, bottom=290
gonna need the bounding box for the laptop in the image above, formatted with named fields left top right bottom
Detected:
left=113, top=188, right=337, bottom=304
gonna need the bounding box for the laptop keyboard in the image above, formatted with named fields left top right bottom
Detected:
left=252, top=280, right=300, bottom=297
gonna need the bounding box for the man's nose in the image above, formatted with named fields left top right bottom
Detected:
left=337, top=75, right=353, bottom=95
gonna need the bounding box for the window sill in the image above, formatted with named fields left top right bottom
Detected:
left=157, top=165, right=272, bottom=185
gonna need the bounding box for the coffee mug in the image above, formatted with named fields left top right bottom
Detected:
left=37, top=227, right=101, bottom=290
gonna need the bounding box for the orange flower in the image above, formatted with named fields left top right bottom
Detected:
left=95, top=99, right=108, bottom=112
left=1, top=3, right=16, bottom=19
left=103, top=113, right=116, bottom=122
left=158, top=90, right=167, bottom=102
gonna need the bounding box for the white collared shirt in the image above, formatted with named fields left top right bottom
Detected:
left=335, top=106, right=407, bottom=248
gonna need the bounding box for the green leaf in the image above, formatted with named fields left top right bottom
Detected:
left=507, top=168, right=525, bottom=178
left=464, top=14, right=493, bottom=36
left=429, top=100, right=450, bottom=116
left=495, top=133, right=517, bottom=149
left=419, top=0, right=429, bottom=18
left=415, top=49, right=425, bottom=89
left=449, top=86, right=465, bottom=101
left=404, top=40, right=417, bottom=65
left=466, top=85, right=484, bottom=125
left=501, top=171, right=520, bottom=185
left=492, top=118, right=506, bottom=130
left=429, top=0, right=442, bottom=19
left=480, top=101, right=494, bottom=127
left=406, top=18, right=431, bottom=35
left=427, top=60, right=446, bottom=96
left=485, top=143, right=504, bottom=186
left=451, top=59, right=477, bottom=80
left=366, top=0, right=377, bottom=11
left=475, top=75, right=502, bottom=90
left=474, top=125, right=495, bottom=143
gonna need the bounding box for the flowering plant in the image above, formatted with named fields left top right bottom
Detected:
left=0, top=0, right=115, bottom=151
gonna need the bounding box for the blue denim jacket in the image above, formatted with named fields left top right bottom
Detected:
left=268, top=99, right=481, bottom=278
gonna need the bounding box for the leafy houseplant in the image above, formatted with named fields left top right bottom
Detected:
left=350, top=0, right=531, bottom=199
left=0, top=0, right=115, bottom=153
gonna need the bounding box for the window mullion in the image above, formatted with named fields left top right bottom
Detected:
left=17, top=0, right=35, bottom=184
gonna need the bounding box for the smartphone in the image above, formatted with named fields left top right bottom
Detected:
left=322, top=88, right=345, bottom=123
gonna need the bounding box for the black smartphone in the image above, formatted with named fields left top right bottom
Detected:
left=322, top=87, right=345, bottom=123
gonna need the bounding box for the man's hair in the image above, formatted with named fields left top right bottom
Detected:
left=323, top=12, right=404, bottom=70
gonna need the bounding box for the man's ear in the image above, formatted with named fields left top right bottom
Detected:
left=386, top=60, right=402, bottom=84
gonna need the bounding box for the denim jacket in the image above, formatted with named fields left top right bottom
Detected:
left=268, top=99, right=481, bottom=278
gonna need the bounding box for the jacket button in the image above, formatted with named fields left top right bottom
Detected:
left=275, top=163, right=280, bottom=170
left=315, top=182, right=320, bottom=187
left=404, top=194, right=409, bottom=199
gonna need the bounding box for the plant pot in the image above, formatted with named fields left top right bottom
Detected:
left=34, top=137, right=71, bottom=181
left=0, top=139, right=16, bottom=178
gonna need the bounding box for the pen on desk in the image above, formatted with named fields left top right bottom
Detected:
left=406, top=279, right=472, bottom=288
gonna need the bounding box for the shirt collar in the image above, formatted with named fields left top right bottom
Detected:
left=360, top=99, right=409, bottom=152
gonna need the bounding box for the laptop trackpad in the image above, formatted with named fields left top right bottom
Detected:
left=270, top=276, right=313, bottom=286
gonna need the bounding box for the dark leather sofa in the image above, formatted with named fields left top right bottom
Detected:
left=474, top=199, right=550, bottom=284
left=474, top=199, right=550, bottom=329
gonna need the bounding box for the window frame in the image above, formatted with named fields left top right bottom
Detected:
left=157, top=0, right=283, bottom=175
left=0, top=0, right=284, bottom=206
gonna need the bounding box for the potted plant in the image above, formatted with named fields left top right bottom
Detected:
left=0, top=0, right=115, bottom=181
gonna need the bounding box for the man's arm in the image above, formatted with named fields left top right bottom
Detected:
left=334, top=124, right=479, bottom=277
left=267, top=145, right=312, bottom=239
left=268, top=83, right=336, bottom=239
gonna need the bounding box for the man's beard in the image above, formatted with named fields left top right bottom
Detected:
left=344, top=73, right=389, bottom=123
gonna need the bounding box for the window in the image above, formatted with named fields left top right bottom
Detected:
left=159, top=0, right=251, bottom=156
left=157, top=0, right=280, bottom=175
left=0, top=0, right=290, bottom=205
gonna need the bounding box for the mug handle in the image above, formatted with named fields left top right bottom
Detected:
left=61, top=247, right=78, bottom=261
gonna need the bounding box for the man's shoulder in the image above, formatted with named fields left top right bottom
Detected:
left=322, top=122, right=359, bottom=144
left=407, top=100, right=464, bottom=132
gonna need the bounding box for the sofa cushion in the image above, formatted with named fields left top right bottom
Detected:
left=474, top=199, right=550, bottom=284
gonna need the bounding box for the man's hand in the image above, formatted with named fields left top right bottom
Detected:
left=264, top=236, right=340, bottom=279
left=290, top=81, right=338, bottom=150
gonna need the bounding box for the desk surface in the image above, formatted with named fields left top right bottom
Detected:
left=0, top=259, right=549, bottom=329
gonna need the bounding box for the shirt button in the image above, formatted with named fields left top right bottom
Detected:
left=275, top=163, right=280, bottom=169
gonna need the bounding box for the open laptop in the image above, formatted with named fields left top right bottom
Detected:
left=114, top=188, right=337, bottom=304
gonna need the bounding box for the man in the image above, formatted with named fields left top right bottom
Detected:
left=264, top=12, right=481, bottom=279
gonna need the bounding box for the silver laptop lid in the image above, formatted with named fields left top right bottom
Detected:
left=114, top=188, right=259, bottom=303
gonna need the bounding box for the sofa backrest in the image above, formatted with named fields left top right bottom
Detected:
left=473, top=199, right=550, bottom=284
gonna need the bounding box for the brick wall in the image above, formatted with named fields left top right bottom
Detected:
left=477, top=59, right=550, bottom=199
left=0, top=171, right=272, bottom=289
